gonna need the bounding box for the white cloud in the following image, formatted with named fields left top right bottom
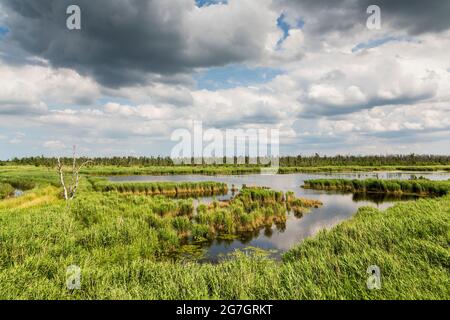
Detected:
left=43, top=140, right=66, bottom=149
left=0, top=63, right=101, bottom=115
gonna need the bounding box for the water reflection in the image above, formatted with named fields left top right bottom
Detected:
left=351, top=192, right=420, bottom=203
left=110, top=171, right=450, bottom=262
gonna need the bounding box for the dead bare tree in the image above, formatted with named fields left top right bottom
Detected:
left=57, top=146, right=92, bottom=200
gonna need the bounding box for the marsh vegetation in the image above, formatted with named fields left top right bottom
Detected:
left=0, top=182, right=14, bottom=199
left=303, top=178, right=450, bottom=196
left=89, top=177, right=228, bottom=197
left=0, top=165, right=449, bottom=299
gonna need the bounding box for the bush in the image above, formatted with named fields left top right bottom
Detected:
left=191, top=224, right=212, bottom=241
left=157, top=227, right=179, bottom=247
left=172, top=216, right=191, bottom=233
left=0, top=183, right=14, bottom=199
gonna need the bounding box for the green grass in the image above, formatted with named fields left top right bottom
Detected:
left=193, top=187, right=320, bottom=236
left=279, top=165, right=450, bottom=173
left=0, top=166, right=62, bottom=204
left=82, top=165, right=450, bottom=176
left=0, top=190, right=448, bottom=299
left=1, top=164, right=450, bottom=181
left=89, top=177, right=228, bottom=197
left=81, top=165, right=262, bottom=176
left=303, top=178, right=450, bottom=196
left=0, top=166, right=60, bottom=189
left=0, top=183, right=14, bottom=199
left=0, top=166, right=449, bottom=299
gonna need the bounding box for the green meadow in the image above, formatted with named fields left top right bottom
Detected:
left=0, top=165, right=448, bottom=299
left=82, top=164, right=450, bottom=176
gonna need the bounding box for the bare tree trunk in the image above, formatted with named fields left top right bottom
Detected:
left=69, top=145, right=76, bottom=196
left=57, top=157, right=69, bottom=200
left=57, top=145, right=92, bottom=201
left=69, top=158, right=92, bottom=200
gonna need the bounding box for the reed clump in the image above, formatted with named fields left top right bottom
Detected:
left=194, top=188, right=322, bottom=236
left=303, top=178, right=450, bottom=196
left=90, top=178, right=228, bottom=198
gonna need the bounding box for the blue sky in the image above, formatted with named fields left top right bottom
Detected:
left=195, top=65, right=283, bottom=90
left=0, top=26, right=9, bottom=37
left=276, top=13, right=304, bottom=48
left=196, top=0, right=227, bottom=7
left=351, top=36, right=415, bottom=52
left=193, top=12, right=294, bottom=90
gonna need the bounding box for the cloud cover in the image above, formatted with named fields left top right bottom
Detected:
left=1, top=0, right=278, bottom=87
left=0, top=0, right=449, bottom=158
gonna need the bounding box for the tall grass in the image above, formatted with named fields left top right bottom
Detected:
left=0, top=166, right=448, bottom=299
left=82, top=165, right=262, bottom=176
left=0, top=167, right=60, bottom=189
left=0, top=167, right=62, bottom=205
left=192, top=187, right=322, bottom=236
left=279, top=165, right=450, bottom=173
left=0, top=191, right=448, bottom=299
left=0, top=186, right=60, bottom=210
left=84, top=165, right=450, bottom=175
left=89, top=178, right=228, bottom=197
left=0, top=183, right=14, bottom=199
left=303, top=178, right=450, bottom=196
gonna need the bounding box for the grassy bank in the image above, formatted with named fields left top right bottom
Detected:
left=303, top=178, right=450, bottom=196
left=89, top=177, right=228, bottom=197
left=82, top=165, right=450, bottom=176
left=0, top=189, right=448, bottom=299
left=2, top=165, right=450, bottom=180
left=0, top=166, right=60, bottom=188
left=279, top=165, right=450, bottom=173
left=0, top=182, right=14, bottom=199
left=81, top=165, right=262, bottom=176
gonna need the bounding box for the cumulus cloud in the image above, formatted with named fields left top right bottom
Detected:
left=43, top=140, right=66, bottom=149
left=274, top=0, right=450, bottom=36
left=0, top=62, right=100, bottom=114
left=262, top=30, right=450, bottom=119
left=1, top=0, right=279, bottom=87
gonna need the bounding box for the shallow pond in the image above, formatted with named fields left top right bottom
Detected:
left=110, top=171, right=450, bottom=262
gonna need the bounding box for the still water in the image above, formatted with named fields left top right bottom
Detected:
left=110, top=171, right=450, bottom=262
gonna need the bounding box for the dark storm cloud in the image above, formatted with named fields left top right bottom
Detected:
left=1, top=0, right=268, bottom=88
left=301, top=91, right=437, bottom=118
left=275, top=0, right=450, bottom=35
left=368, top=127, right=450, bottom=141
left=0, top=103, right=47, bottom=115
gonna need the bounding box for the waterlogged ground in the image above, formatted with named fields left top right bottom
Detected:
left=110, top=171, right=450, bottom=262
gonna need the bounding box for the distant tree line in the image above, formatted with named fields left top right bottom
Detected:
left=1, top=156, right=175, bottom=167
left=278, top=154, right=450, bottom=167
left=1, top=154, right=449, bottom=167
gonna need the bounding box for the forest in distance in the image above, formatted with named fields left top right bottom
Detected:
left=3, top=154, right=450, bottom=168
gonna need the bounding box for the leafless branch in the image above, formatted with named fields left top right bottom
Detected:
left=69, top=160, right=92, bottom=200
left=56, top=146, right=92, bottom=201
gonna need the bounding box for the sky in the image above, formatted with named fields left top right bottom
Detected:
left=0, top=0, right=449, bottom=159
